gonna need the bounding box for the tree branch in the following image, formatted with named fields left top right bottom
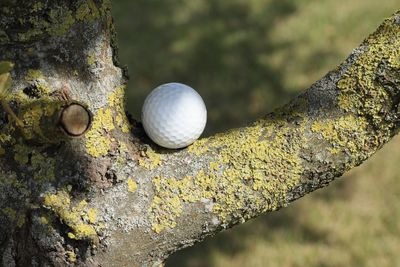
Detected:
left=0, top=1, right=399, bottom=266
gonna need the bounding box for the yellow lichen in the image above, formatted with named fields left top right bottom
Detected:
left=0, top=30, right=9, bottom=44
left=11, top=1, right=111, bottom=42
left=115, top=114, right=130, bottom=133
left=24, top=69, right=51, bottom=97
left=85, top=87, right=132, bottom=157
left=0, top=133, right=12, bottom=143
left=0, top=133, right=12, bottom=156
left=127, top=178, right=138, bottom=193
left=0, top=171, right=28, bottom=193
left=30, top=151, right=56, bottom=182
left=67, top=224, right=96, bottom=240
left=85, top=108, right=115, bottom=157
left=66, top=251, right=77, bottom=263
left=118, top=142, right=129, bottom=154
left=1, top=206, right=24, bottom=227
left=209, top=162, right=220, bottom=171
left=187, top=140, right=209, bottom=155
left=15, top=98, right=61, bottom=143
left=76, top=200, right=88, bottom=211
left=108, top=86, right=131, bottom=133
left=40, top=216, right=49, bottom=225
left=139, top=148, right=162, bottom=170
left=311, top=115, right=369, bottom=155
left=43, top=190, right=98, bottom=243
left=149, top=195, right=183, bottom=234
left=13, top=143, right=29, bottom=165
left=87, top=52, right=96, bottom=66
left=76, top=0, right=100, bottom=22
left=25, top=69, right=44, bottom=81
left=5, top=67, right=63, bottom=145
left=149, top=114, right=307, bottom=232
left=18, top=5, right=76, bottom=41
left=337, top=13, right=400, bottom=127
left=17, top=214, right=25, bottom=227
left=21, top=104, right=42, bottom=139
left=17, top=4, right=75, bottom=42
left=1, top=207, right=16, bottom=220
left=32, top=2, right=44, bottom=12
left=87, top=208, right=97, bottom=224
left=46, top=9, right=75, bottom=36
left=147, top=11, right=400, bottom=233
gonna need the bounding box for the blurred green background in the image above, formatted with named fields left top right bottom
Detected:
left=112, top=1, right=400, bottom=266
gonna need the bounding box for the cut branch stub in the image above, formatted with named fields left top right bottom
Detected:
left=59, top=102, right=92, bottom=137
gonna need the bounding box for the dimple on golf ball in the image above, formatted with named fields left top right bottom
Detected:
left=141, top=83, right=207, bottom=149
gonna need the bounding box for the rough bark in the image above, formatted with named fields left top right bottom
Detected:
left=0, top=1, right=399, bottom=266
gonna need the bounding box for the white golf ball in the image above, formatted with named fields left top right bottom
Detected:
left=141, top=83, right=207, bottom=149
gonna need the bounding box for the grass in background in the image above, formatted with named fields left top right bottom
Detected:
left=112, top=0, right=400, bottom=266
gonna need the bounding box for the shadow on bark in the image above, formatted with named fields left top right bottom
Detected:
left=0, top=97, right=97, bottom=265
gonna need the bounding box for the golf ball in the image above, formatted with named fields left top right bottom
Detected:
left=141, top=83, right=207, bottom=149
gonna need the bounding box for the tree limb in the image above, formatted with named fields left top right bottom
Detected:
left=0, top=1, right=399, bottom=266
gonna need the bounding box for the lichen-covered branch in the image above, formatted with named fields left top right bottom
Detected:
left=0, top=1, right=399, bottom=266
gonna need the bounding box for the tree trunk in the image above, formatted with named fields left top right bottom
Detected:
left=0, top=1, right=399, bottom=266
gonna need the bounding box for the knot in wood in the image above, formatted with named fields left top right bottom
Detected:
left=59, top=103, right=92, bottom=137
